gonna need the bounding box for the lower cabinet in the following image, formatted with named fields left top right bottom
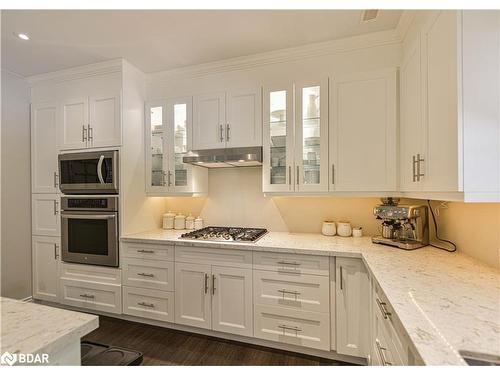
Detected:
left=32, top=194, right=60, bottom=236
left=59, top=278, right=122, bottom=314
left=123, top=286, right=175, bottom=323
left=336, top=257, right=370, bottom=358
left=174, top=261, right=253, bottom=336
left=32, top=236, right=60, bottom=303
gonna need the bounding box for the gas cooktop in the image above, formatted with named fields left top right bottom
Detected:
left=180, top=226, right=268, bottom=243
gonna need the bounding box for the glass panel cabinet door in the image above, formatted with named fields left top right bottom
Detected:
left=167, top=97, right=193, bottom=192
left=294, top=79, right=329, bottom=192
left=263, top=84, right=294, bottom=192
left=145, top=101, right=168, bottom=193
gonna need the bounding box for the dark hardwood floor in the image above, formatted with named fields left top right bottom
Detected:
left=83, top=316, right=350, bottom=366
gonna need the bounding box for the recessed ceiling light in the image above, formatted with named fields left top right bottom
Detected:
left=15, top=33, right=30, bottom=40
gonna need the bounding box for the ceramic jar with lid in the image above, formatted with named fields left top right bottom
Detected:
left=321, top=221, right=336, bottom=236
left=162, top=211, right=176, bottom=229
left=185, top=214, right=195, bottom=230
left=174, top=213, right=186, bottom=230
left=337, top=221, right=352, bottom=237
left=194, top=217, right=204, bottom=230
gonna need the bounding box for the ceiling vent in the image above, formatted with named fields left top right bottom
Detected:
left=361, top=9, right=379, bottom=23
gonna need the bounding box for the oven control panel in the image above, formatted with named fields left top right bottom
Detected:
left=61, top=196, right=118, bottom=212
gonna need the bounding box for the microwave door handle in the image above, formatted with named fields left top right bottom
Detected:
left=97, top=155, right=105, bottom=184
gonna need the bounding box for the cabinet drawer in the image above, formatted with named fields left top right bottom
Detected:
left=123, top=286, right=174, bottom=323
left=60, top=262, right=121, bottom=285
left=60, top=278, right=121, bottom=314
left=121, top=241, right=174, bottom=261
left=254, top=304, right=330, bottom=351
left=253, top=270, right=329, bottom=313
left=253, top=252, right=329, bottom=276
left=175, top=245, right=252, bottom=268
left=122, top=259, right=174, bottom=291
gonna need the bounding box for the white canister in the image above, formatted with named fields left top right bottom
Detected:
left=174, top=213, right=186, bottom=230
left=185, top=214, right=195, bottom=230
left=352, top=227, right=363, bottom=238
left=194, top=217, right=204, bottom=230
left=321, top=221, right=336, bottom=236
left=162, top=211, right=176, bottom=229
left=337, top=221, right=352, bottom=237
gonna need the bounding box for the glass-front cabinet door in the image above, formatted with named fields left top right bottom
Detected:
left=263, top=84, right=295, bottom=192
left=167, top=97, right=193, bottom=193
left=294, top=79, right=329, bottom=192
left=146, top=101, right=168, bottom=193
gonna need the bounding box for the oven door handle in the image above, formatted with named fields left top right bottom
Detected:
left=97, top=155, right=105, bottom=184
left=61, top=213, right=116, bottom=220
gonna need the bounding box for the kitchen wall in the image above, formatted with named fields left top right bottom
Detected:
left=1, top=70, right=32, bottom=299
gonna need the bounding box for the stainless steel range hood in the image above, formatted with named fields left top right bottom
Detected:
left=182, top=147, right=262, bottom=168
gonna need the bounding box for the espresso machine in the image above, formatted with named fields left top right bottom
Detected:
left=372, top=198, right=429, bottom=250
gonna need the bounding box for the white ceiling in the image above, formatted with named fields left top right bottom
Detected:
left=1, top=10, right=403, bottom=77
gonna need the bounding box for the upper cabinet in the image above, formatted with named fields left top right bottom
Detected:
left=193, top=88, right=262, bottom=150
left=263, top=73, right=397, bottom=194
left=31, top=101, right=60, bottom=193
left=330, top=69, right=397, bottom=192
left=60, top=91, right=121, bottom=150
left=400, top=10, right=500, bottom=201
left=145, top=98, right=208, bottom=195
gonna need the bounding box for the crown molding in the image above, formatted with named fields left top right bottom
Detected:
left=395, top=10, right=417, bottom=41
left=1, top=68, right=27, bottom=80
left=148, top=29, right=402, bottom=84
left=27, top=58, right=123, bottom=86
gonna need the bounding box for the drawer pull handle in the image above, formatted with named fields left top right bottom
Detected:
left=137, top=302, right=155, bottom=308
left=137, top=249, right=155, bottom=254
left=80, top=293, right=95, bottom=299
left=137, top=272, right=155, bottom=277
left=376, top=339, right=392, bottom=366
left=278, top=324, right=302, bottom=335
left=204, top=273, right=209, bottom=294
left=376, top=297, right=391, bottom=319
left=277, top=261, right=301, bottom=267
left=277, top=289, right=301, bottom=299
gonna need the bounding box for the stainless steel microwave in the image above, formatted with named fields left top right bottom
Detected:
left=58, top=150, right=119, bottom=194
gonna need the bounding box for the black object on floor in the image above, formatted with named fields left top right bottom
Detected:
left=81, top=341, right=143, bottom=366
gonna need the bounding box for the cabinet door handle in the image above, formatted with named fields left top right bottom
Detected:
left=137, top=272, right=155, bottom=277
left=296, top=165, right=300, bottom=185
left=204, top=273, right=209, bottom=294
left=53, top=172, right=58, bottom=188
left=87, top=124, right=93, bottom=142
left=219, top=124, right=224, bottom=142
left=53, top=200, right=59, bottom=215
left=376, top=340, right=392, bottom=366
left=82, top=125, right=87, bottom=142
left=288, top=166, right=291, bottom=186
left=168, top=170, right=172, bottom=186
left=376, top=297, right=391, bottom=319
left=137, top=302, right=155, bottom=308
left=54, top=244, right=59, bottom=260
left=332, top=164, right=335, bottom=185
left=339, top=266, right=343, bottom=290
left=137, top=249, right=154, bottom=254
left=412, top=155, right=417, bottom=182
left=278, top=324, right=302, bottom=334
left=226, top=123, right=230, bottom=141
left=80, top=293, right=95, bottom=299
left=278, top=289, right=301, bottom=299
left=212, top=274, right=216, bottom=295
left=161, top=171, right=167, bottom=186
left=277, top=260, right=301, bottom=266
left=416, top=153, right=425, bottom=181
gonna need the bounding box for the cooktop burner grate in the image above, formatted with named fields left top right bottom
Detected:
left=180, top=226, right=268, bottom=243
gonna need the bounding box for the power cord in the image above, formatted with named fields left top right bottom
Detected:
left=427, top=200, right=457, bottom=252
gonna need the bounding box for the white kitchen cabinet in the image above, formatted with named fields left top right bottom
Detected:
left=193, top=89, right=262, bottom=150
left=211, top=266, right=253, bottom=337
left=31, top=102, right=60, bottom=193
left=32, top=194, right=60, bottom=237
left=122, top=258, right=174, bottom=291
left=59, top=278, right=122, bottom=314
left=123, top=286, right=175, bottom=323
left=400, top=10, right=500, bottom=201
left=32, top=236, right=60, bottom=303
left=60, top=93, right=121, bottom=150
left=174, top=262, right=212, bottom=329
left=225, top=88, right=262, bottom=148
left=145, top=98, right=207, bottom=195
left=88, top=92, right=121, bottom=148
left=329, top=69, right=397, bottom=192
left=336, top=257, right=370, bottom=358
left=193, top=92, right=226, bottom=150
left=60, top=97, right=88, bottom=150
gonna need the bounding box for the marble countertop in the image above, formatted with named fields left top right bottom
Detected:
left=1, top=297, right=98, bottom=357
left=121, top=229, right=500, bottom=365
